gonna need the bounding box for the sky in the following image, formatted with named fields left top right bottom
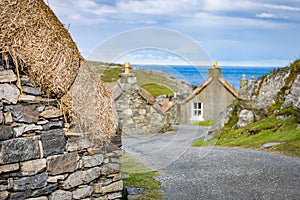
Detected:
left=46, top=0, right=300, bottom=67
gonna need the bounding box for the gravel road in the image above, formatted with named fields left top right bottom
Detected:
left=122, top=125, right=300, bottom=200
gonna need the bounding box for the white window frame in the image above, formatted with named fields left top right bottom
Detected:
left=190, top=102, right=204, bottom=121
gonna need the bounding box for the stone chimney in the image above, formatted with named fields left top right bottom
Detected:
left=119, top=62, right=138, bottom=93
left=250, top=75, right=255, bottom=85
left=208, top=61, right=222, bottom=78
left=240, top=74, right=248, bottom=89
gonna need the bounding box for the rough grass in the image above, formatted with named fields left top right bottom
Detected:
left=121, top=153, right=164, bottom=200
left=192, top=115, right=300, bottom=158
left=195, top=119, right=216, bottom=127
left=141, top=83, right=173, bottom=97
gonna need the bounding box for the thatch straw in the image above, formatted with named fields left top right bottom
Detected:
left=0, top=0, right=82, bottom=97
left=62, top=62, right=118, bottom=143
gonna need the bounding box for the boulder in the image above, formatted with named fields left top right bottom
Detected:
left=237, top=109, right=254, bottom=128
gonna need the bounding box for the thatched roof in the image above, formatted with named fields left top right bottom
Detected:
left=0, top=0, right=117, bottom=142
left=0, top=0, right=82, bottom=97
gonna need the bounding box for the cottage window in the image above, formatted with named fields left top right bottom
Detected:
left=191, top=102, right=203, bottom=120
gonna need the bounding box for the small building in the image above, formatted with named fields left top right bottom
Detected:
left=177, top=62, right=238, bottom=124
left=108, top=62, right=173, bottom=135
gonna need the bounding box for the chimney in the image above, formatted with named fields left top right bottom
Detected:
left=208, top=61, right=222, bottom=78
left=240, top=74, right=248, bottom=89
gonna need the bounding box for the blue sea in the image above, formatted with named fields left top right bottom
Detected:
left=132, top=65, right=279, bottom=90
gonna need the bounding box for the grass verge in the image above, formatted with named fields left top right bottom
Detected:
left=121, top=152, right=164, bottom=200
left=192, top=115, right=300, bottom=158
left=195, top=119, right=216, bottom=127
left=141, top=83, right=173, bottom=97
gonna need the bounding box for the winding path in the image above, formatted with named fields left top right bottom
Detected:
left=122, top=125, right=300, bottom=199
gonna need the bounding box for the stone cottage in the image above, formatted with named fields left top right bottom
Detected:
left=178, top=62, right=238, bottom=124
left=109, top=62, right=172, bottom=135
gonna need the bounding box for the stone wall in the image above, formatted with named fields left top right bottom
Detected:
left=0, top=55, right=123, bottom=200
left=114, top=72, right=171, bottom=135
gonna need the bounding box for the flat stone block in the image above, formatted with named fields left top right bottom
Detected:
left=62, top=167, right=101, bottom=189
left=0, top=191, right=9, bottom=200
left=26, top=197, right=48, bottom=200
left=13, top=124, right=43, bottom=137
left=13, top=172, right=47, bottom=191
left=9, top=190, right=32, bottom=200
left=20, top=159, right=46, bottom=176
left=30, top=183, right=57, bottom=197
left=82, top=154, right=104, bottom=168
left=9, top=105, right=40, bottom=123
left=40, top=107, right=62, bottom=119
left=72, top=185, right=93, bottom=199
left=100, top=163, right=121, bottom=176
left=40, top=129, right=65, bottom=157
left=0, top=125, right=13, bottom=141
left=66, top=134, right=91, bottom=152
left=49, top=190, right=72, bottom=200
left=102, top=180, right=123, bottom=194
left=0, top=163, right=19, bottom=174
left=0, top=137, right=40, bottom=164
left=0, top=70, right=17, bottom=83
left=0, top=83, right=20, bottom=104
left=22, top=86, right=42, bottom=96
left=47, top=152, right=78, bottom=175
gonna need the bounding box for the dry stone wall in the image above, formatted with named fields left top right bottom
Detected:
left=0, top=55, right=123, bottom=200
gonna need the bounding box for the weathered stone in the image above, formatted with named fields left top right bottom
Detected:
left=0, top=191, right=9, bottom=200
left=294, top=99, right=300, bottom=123
left=4, top=112, right=13, bottom=124
left=0, top=125, right=13, bottom=141
left=47, top=153, right=78, bottom=175
left=93, top=183, right=102, bottom=194
left=10, top=105, right=39, bottom=123
left=49, top=190, right=72, bottom=200
left=47, top=175, right=66, bottom=183
left=40, top=129, right=65, bottom=157
left=30, top=183, right=57, bottom=197
left=42, top=121, right=64, bottom=131
left=102, top=180, right=123, bottom=194
left=26, top=197, right=48, bottom=200
left=261, top=142, right=285, bottom=148
left=101, top=163, right=121, bottom=176
left=72, top=185, right=93, bottom=199
left=0, top=137, right=40, bottom=164
left=13, top=172, right=47, bottom=191
left=0, top=70, right=17, bottom=83
left=18, top=94, right=36, bottom=102
left=0, top=83, right=20, bottom=104
left=40, top=107, right=62, bottom=119
left=82, top=154, right=104, bottom=168
left=237, top=109, right=254, bottom=128
left=107, top=192, right=122, bottom=199
left=66, top=134, right=91, bottom=152
left=22, top=86, right=42, bottom=96
left=0, top=163, right=19, bottom=174
left=37, top=120, right=48, bottom=125
left=62, top=167, right=101, bottom=189
left=13, top=124, right=43, bottom=137
left=20, top=159, right=46, bottom=176
left=20, top=75, right=35, bottom=87
left=0, top=110, right=3, bottom=124
left=9, top=190, right=32, bottom=200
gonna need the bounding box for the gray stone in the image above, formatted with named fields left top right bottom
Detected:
left=0, top=110, right=3, bottom=124
left=62, top=167, right=101, bottom=189
left=47, top=175, right=66, bottom=183
left=42, top=121, right=64, bottom=131
left=18, top=94, right=36, bottom=102
left=82, top=154, right=104, bottom=168
left=30, top=183, right=57, bottom=197
left=0, top=83, right=20, bottom=104
left=100, top=163, right=121, bottom=176
left=20, top=75, right=35, bottom=87
left=72, top=185, right=93, bottom=199
left=20, top=159, right=46, bottom=176
left=102, top=180, right=123, bottom=194
left=13, top=124, right=43, bottom=137
left=22, top=86, right=42, bottom=96
left=125, top=187, right=145, bottom=195
left=237, top=109, right=254, bottom=128
left=9, top=190, right=32, bottom=200
left=47, top=153, right=78, bottom=175
left=0, top=70, right=17, bottom=83
left=0, top=137, right=40, bottom=164
left=40, top=129, right=65, bottom=157
left=10, top=105, right=39, bottom=123
left=13, top=172, right=47, bottom=191
left=66, top=134, right=91, bottom=152
left=40, top=107, right=62, bottom=119
left=0, top=191, right=9, bottom=200
left=294, top=99, right=300, bottom=123
left=4, top=112, right=13, bottom=124
left=107, top=192, right=122, bottom=199
left=0, top=163, right=19, bottom=174
left=261, top=142, right=285, bottom=148
left=49, top=190, right=72, bottom=200
left=93, top=183, right=102, bottom=194
left=0, top=125, right=13, bottom=141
